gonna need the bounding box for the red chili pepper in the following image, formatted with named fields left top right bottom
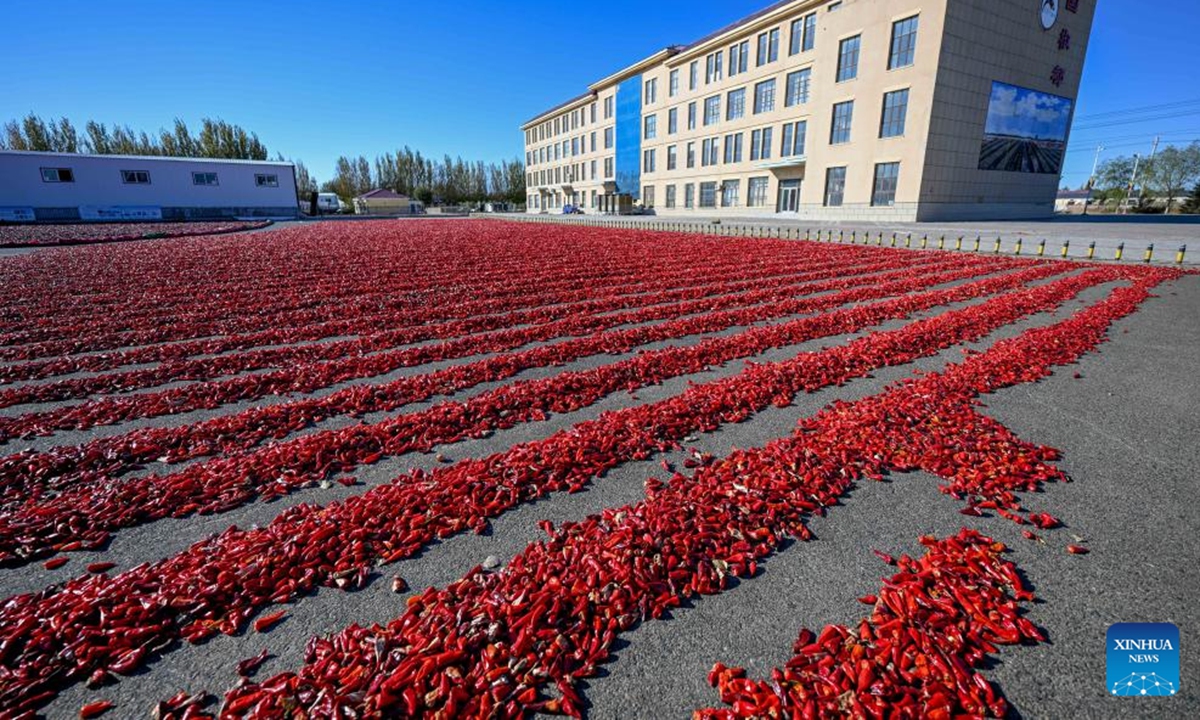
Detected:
left=79, top=700, right=114, bottom=718
left=253, top=610, right=287, bottom=633
left=1066, top=545, right=1090, bottom=555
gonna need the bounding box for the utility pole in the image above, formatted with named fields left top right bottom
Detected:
left=1127, top=153, right=1141, bottom=214
left=1084, top=144, right=1103, bottom=216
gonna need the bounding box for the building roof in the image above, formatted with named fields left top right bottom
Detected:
left=0, top=149, right=294, bottom=167
left=520, top=0, right=812, bottom=127
left=356, top=188, right=409, bottom=200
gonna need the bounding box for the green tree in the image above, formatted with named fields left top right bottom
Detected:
left=1141, top=143, right=1200, bottom=213
left=1182, top=182, right=1200, bottom=214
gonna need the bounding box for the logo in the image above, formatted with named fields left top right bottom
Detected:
left=1107, top=623, right=1180, bottom=697
left=1040, top=0, right=1059, bottom=30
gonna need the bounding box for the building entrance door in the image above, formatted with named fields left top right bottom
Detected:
left=776, top=180, right=800, bottom=213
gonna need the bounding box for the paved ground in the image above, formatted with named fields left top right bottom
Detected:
left=506, top=213, right=1200, bottom=266
left=0, top=222, right=1195, bottom=719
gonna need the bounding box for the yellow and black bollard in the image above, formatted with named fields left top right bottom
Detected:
left=993, top=236, right=1002, bottom=254
left=890, top=232, right=897, bottom=247
left=851, top=230, right=857, bottom=244
left=839, top=229, right=845, bottom=243
left=905, top=233, right=912, bottom=248
left=1143, top=243, right=1154, bottom=263
left=1115, top=242, right=1124, bottom=261
left=920, top=234, right=928, bottom=249
left=805, top=228, right=811, bottom=241
left=1061, top=239, right=1070, bottom=258
left=938, top=235, right=946, bottom=250
left=1177, top=244, right=1187, bottom=265
left=973, top=235, right=982, bottom=252
left=954, top=236, right=963, bottom=251
left=1037, top=238, right=1045, bottom=257
left=1086, top=241, right=1095, bottom=260
left=877, top=231, right=883, bottom=246
left=1014, top=237, right=1023, bottom=255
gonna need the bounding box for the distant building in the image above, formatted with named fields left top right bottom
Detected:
left=522, top=0, right=1096, bottom=221
left=353, top=189, right=424, bottom=216
left=1055, top=188, right=1092, bottom=212
left=0, top=150, right=299, bottom=221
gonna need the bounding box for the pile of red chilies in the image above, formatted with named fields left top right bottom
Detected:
left=0, top=261, right=1175, bottom=715
left=698, top=529, right=1040, bottom=719
left=0, top=251, right=872, bottom=385
left=0, top=221, right=270, bottom=248
left=0, top=251, right=960, bottom=424
left=0, top=254, right=972, bottom=502
left=0, top=260, right=1051, bottom=564
left=199, top=266, right=1174, bottom=718
left=0, top=223, right=826, bottom=357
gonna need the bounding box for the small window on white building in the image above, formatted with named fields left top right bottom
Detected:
left=121, top=170, right=151, bottom=184
left=255, top=174, right=279, bottom=187
left=193, top=172, right=219, bottom=186
left=41, top=167, right=74, bottom=183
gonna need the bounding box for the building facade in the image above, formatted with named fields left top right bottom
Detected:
left=0, top=151, right=299, bottom=221
left=521, top=0, right=1095, bottom=221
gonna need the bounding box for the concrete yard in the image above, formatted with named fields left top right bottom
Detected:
left=0, top=219, right=1195, bottom=719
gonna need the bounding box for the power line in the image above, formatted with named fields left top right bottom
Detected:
left=1064, top=135, right=1200, bottom=154
left=1073, top=108, right=1200, bottom=132
left=1073, top=97, right=1200, bottom=122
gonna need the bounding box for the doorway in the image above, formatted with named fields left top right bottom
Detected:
left=776, top=179, right=800, bottom=213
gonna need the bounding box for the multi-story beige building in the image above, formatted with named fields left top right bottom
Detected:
left=521, top=0, right=1095, bottom=221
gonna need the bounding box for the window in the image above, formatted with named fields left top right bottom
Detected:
left=667, top=145, right=678, bottom=170
left=192, top=172, right=219, bottom=186
left=748, top=177, right=769, bottom=207
left=699, top=181, right=718, bottom=208
left=604, top=157, right=614, bottom=178
left=729, top=40, right=749, bottom=76
left=591, top=103, right=597, bottom=123
left=591, top=159, right=597, bottom=178
left=591, top=131, right=597, bottom=152
left=785, top=68, right=812, bottom=106
left=880, top=89, right=909, bottom=138
left=666, top=184, right=677, bottom=208
left=643, top=185, right=655, bottom=207
left=830, top=101, right=854, bottom=144
left=872, top=162, right=900, bottom=206
left=704, top=95, right=721, bottom=125
left=781, top=120, right=807, bottom=157
left=689, top=61, right=698, bottom=90
left=756, top=28, right=779, bottom=66
left=726, top=88, right=746, bottom=120
left=705, top=50, right=724, bottom=84
left=645, top=78, right=658, bottom=105
left=40, top=167, right=74, bottom=183
left=753, top=79, right=776, bottom=114
left=687, top=102, right=697, bottom=130
left=604, top=127, right=614, bottom=149
left=685, top=183, right=695, bottom=208
left=790, top=12, right=817, bottom=54
left=707, top=137, right=719, bottom=166
left=686, top=142, right=696, bottom=168
left=837, top=35, right=861, bottom=82
left=749, top=127, right=774, bottom=160
left=668, top=108, right=678, bottom=134
left=889, top=16, right=919, bottom=70
left=824, top=166, right=846, bottom=206
left=121, top=170, right=150, bottom=184
left=721, top=180, right=740, bottom=207
left=571, top=137, right=579, bottom=156
left=644, top=115, right=657, bottom=139
left=255, top=173, right=278, bottom=187
left=604, top=96, right=614, bottom=119
left=669, top=69, right=680, bottom=97
left=643, top=148, right=656, bottom=173
left=701, top=138, right=714, bottom=167
left=723, top=133, right=743, bottom=164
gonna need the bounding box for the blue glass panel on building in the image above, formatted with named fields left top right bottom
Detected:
left=614, top=74, right=643, bottom=200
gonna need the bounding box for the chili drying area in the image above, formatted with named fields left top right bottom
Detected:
left=0, top=219, right=1195, bottom=718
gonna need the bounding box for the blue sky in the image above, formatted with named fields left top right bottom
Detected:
left=2, top=0, right=1197, bottom=189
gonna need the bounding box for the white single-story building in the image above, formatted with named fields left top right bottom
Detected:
left=353, top=188, right=424, bottom=216
left=0, top=150, right=299, bottom=221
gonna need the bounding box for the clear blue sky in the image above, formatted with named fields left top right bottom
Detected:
left=2, top=0, right=1197, bottom=187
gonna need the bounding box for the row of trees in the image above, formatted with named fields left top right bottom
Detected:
left=320, top=149, right=526, bottom=205
left=1, top=113, right=526, bottom=206
left=1, top=114, right=268, bottom=160
left=1091, top=142, right=1200, bottom=213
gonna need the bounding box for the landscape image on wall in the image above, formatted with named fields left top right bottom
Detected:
left=977, top=81, right=1072, bottom=174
